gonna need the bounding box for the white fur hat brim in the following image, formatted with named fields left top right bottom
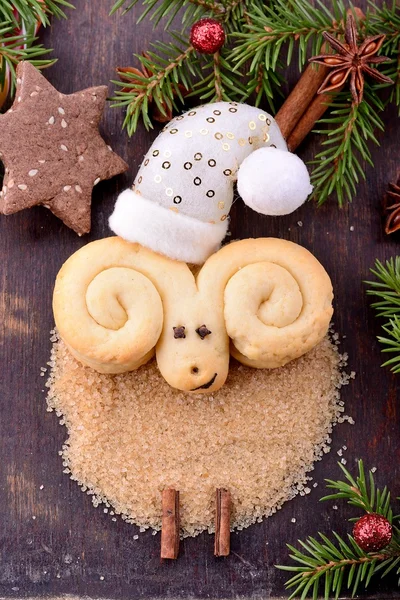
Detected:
left=109, top=189, right=228, bottom=265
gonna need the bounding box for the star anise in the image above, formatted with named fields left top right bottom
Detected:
left=309, top=14, right=393, bottom=104
left=383, top=177, right=400, bottom=234
left=117, top=55, right=187, bottom=123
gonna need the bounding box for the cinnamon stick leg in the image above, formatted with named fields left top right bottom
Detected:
left=161, top=489, right=180, bottom=559
left=215, top=488, right=231, bottom=557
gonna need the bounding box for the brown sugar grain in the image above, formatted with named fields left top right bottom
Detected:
left=46, top=334, right=351, bottom=537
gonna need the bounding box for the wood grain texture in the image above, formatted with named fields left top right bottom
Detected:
left=0, top=1, right=399, bottom=598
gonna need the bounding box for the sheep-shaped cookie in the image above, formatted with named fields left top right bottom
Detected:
left=53, top=237, right=333, bottom=394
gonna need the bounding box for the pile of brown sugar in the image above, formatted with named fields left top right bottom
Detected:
left=46, top=335, right=352, bottom=537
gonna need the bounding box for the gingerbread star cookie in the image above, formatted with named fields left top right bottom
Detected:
left=0, top=62, right=128, bottom=235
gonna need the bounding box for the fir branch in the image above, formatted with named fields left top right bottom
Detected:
left=231, top=0, right=346, bottom=73
left=212, top=51, right=223, bottom=101
left=110, top=0, right=226, bottom=25
left=365, top=2, right=400, bottom=113
left=0, top=0, right=74, bottom=105
left=321, top=460, right=393, bottom=520
left=0, top=0, right=74, bottom=26
left=0, top=23, right=55, bottom=96
left=366, top=0, right=400, bottom=54
left=309, top=88, right=385, bottom=207
left=277, top=461, right=400, bottom=599
left=366, top=258, right=400, bottom=318
left=243, top=61, right=283, bottom=112
left=366, top=257, right=400, bottom=374
left=109, top=0, right=264, bottom=34
left=378, top=52, right=400, bottom=115
left=111, top=36, right=200, bottom=133
left=191, top=46, right=247, bottom=102
left=377, top=318, right=400, bottom=373
left=279, top=538, right=391, bottom=600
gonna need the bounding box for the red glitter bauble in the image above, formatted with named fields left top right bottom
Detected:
left=353, top=513, right=392, bottom=552
left=190, top=18, right=225, bottom=54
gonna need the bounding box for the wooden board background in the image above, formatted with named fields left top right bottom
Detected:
left=0, top=1, right=399, bottom=598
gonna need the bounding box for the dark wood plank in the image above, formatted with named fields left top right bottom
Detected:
left=0, top=1, right=399, bottom=598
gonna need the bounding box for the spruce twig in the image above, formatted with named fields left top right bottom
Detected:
left=277, top=461, right=400, bottom=599
left=191, top=47, right=247, bottom=102
left=111, top=37, right=200, bottom=133
left=0, top=0, right=74, bottom=104
left=310, top=88, right=385, bottom=207
left=321, top=460, right=393, bottom=520
left=0, top=0, right=74, bottom=26
left=366, top=257, right=400, bottom=374
left=110, top=0, right=226, bottom=22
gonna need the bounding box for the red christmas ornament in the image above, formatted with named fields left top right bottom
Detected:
left=353, top=513, right=392, bottom=552
left=190, top=18, right=225, bottom=54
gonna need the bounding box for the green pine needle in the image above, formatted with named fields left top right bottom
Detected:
left=190, top=45, right=247, bottom=103
left=321, top=460, right=393, bottom=521
left=110, top=35, right=200, bottom=134
left=366, top=257, right=400, bottom=373
left=310, top=88, right=385, bottom=207
left=276, top=460, right=400, bottom=599
left=0, top=0, right=74, bottom=26
left=0, top=1, right=74, bottom=103
left=231, top=0, right=344, bottom=73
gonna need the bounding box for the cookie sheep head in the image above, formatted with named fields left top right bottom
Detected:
left=53, top=237, right=333, bottom=394
left=109, top=102, right=312, bottom=265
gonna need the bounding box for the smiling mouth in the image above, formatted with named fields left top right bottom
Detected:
left=192, top=373, right=218, bottom=391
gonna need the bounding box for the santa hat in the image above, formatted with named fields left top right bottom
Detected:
left=109, top=102, right=312, bottom=264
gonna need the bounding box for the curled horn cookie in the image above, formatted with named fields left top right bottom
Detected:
left=53, top=237, right=333, bottom=393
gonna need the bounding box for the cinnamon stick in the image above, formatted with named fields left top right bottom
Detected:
left=275, top=60, right=329, bottom=140
left=161, top=489, right=180, bottom=559
left=286, top=88, right=341, bottom=151
left=214, top=488, right=231, bottom=557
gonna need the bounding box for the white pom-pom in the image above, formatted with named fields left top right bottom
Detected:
left=237, top=147, right=312, bottom=216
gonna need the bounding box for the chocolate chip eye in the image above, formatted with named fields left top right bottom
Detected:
left=196, top=325, right=212, bottom=339
left=173, top=326, right=186, bottom=339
